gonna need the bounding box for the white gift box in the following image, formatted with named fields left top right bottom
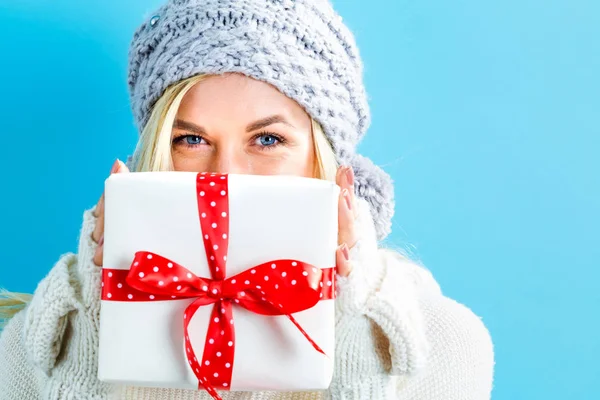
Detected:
left=98, top=172, right=338, bottom=392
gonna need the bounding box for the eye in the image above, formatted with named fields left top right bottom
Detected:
left=184, top=135, right=203, bottom=145
left=259, top=135, right=278, bottom=146
left=254, top=132, right=286, bottom=148
left=172, top=134, right=207, bottom=148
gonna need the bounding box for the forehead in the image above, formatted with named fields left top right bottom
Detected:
left=176, top=73, right=308, bottom=124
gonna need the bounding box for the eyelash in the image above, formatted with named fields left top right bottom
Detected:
left=172, top=131, right=287, bottom=150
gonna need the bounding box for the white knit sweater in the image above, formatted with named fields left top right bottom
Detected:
left=0, top=200, right=494, bottom=399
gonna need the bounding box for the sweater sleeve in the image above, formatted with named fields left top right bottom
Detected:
left=326, top=199, right=494, bottom=400
left=0, top=207, right=112, bottom=399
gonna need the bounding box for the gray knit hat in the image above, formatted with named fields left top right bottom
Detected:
left=127, top=0, right=394, bottom=240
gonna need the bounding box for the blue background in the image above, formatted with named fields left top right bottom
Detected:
left=1, top=1, right=598, bottom=399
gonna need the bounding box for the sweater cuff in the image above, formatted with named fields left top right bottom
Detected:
left=22, top=207, right=102, bottom=375
left=333, top=195, right=430, bottom=376
left=334, top=241, right=385, bottom=317
left=365, top=251, right=430, bottom=376
left=334, top=197, right=384, bottom=317
left=23, top=253, right=79, bottom=375
left=76, top=207, right=103, bottom=309
left=327, top=374, right=396, bottom=400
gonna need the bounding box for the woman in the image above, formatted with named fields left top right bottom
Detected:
left=0, top=0, right=494, bottom=399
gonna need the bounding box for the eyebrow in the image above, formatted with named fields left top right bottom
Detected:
left=245, top=115, right=295, bottom=132
left=173, top=119, right=206, bottom=135
left=173, top=115, right=295, bottom=135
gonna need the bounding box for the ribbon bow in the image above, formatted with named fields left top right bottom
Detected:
left=101, top=173, right=335, bottom=399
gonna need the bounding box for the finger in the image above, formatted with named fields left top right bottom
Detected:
left=92, top=193, right=105, bottom=243
left=338, top=188, right=357, bottom=248
left=336, top=166, right=358, bottom=218
left=343, top=166, right=358, bottom=220
left=93, top=159, right=129, bottom=262
left=335, top=243, right=351, bottom=277
left=92, top=159, right=121, bottom=243
left=93, top=236, right=104, bottom=267
left=92, top=192, right=104, bottom=218
left=335, top=165, right=346, bottom=188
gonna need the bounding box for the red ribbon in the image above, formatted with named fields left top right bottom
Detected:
left=101, top=173, right=335, bottom=399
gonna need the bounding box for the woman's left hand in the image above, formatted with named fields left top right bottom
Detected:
left=336, top=165, right=359, bottom=277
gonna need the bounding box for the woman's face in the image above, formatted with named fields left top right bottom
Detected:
left=171, top=73, right=315, bottom=177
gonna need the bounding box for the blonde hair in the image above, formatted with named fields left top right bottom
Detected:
left=0, top=290, right=32, bottom=329
left=0, top=73, right=339, bottom=329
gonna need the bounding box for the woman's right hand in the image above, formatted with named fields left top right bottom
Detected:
left=92, top=159, right=130, bottom=266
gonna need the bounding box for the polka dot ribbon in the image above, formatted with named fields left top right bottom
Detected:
left=101, top=172, right=336, bottom=399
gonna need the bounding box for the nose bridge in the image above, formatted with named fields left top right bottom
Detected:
left=212, top=144, right=251, bottom=175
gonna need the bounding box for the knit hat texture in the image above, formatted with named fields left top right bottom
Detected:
left=127, top=0, right=394, bottom=239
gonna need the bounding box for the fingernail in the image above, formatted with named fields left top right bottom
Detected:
left=342, top=189, right=352, bottom=210
left=341, top=243, right=349, bottom=261
left=110, top=159, right=120, bottom=174
left=98, top=235, right=104, bottom=246
left=116, top=159, right=126, bottom=173
left=345, top=166, right=354, bottom=187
